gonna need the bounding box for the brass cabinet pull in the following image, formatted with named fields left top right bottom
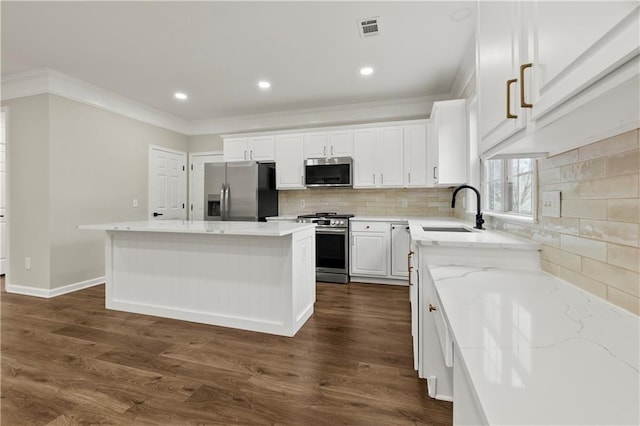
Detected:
left=429, top=304, right=437, bottom=312
left=506, top=79, right=518, bottom=119
left=520, top=63, right=533, bottom=108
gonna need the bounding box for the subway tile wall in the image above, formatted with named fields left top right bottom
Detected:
left=279, top=187, right=455, bottom=217
left=457, top=129, right=639, bottom=315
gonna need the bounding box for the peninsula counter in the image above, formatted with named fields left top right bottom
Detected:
left=79, top=220, right=316, bottom=337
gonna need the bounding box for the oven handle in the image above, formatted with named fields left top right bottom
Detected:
left=315, top=228, right=348, bottom=234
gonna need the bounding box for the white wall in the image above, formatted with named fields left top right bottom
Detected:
left=188, top=134, right=223, bottom=153
left=3, top=94, right=51, bottom=289
left=3, top=94, right=188, bottom=291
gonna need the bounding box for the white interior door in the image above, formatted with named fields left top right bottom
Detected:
left=149, top=146, right=187, bottom=220
left=0, top=111, right=6, bottom=275
left=188, top=152, right=223, bottom=220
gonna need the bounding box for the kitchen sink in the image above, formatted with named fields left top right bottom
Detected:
left=421, top=226, right=473, bottom=232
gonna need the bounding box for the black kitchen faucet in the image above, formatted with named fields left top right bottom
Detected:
left=451, top=185, right=485, bottom=230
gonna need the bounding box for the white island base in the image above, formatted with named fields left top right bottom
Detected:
left=81, top=221, right=316, bottom=337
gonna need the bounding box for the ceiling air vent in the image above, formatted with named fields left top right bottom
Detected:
left=357, top=17, right=382, bottom=38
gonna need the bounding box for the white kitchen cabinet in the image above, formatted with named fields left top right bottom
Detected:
left=304, top=132, right=329, bottom=158
left=353, top=127, right=404, bottom=188
left=429, top=100, right=467, bottom=186
left=304, top=130, right=352, bottom=158
left=404, top=124, right=429, bottom=188
left=350, top=221, right=389, bottom=277
left=327, top=130, right=353, bottom=157
left=477, top=1, right=526, bottom=153
left=477, top=1, right=639, bottom=155
left=390, top=223, right=410, bottom=278
left=527, top=2, right=638, bottom=120
left=275, top=134, right=305, bottom=189
left=224, top=136, right=275, bottom=162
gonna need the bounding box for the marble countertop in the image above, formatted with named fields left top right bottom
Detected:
left=408, top=218, right=540, bottom=250
left=350, top=215, right=431, bottom=222
left=430, top=265, right=640, bottom=425
left=265, top=215, right=298, bottom=221
left=78, top=220, right=316, bottom=237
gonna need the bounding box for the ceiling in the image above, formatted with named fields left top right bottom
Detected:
left=1, top=1, right=476, bottom=122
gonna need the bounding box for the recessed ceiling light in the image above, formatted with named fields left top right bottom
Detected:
left=258, top=81, right=271, bottom=89
left=174, top=92, right=187, bottom=100
left=360, top=67, right=374, bottom=76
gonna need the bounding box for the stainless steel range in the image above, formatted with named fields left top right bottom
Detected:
left=297, top=212, right=354, bottom=284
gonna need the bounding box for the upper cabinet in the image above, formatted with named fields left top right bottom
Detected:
left=275, top=134, right=305, bottom=190
left=429, top=100, right=467, bottom=186
left=353, top=127, right=404, bottom=188
left=304, top=130, right=353, bottom=159
left=224, top=136, right=275, bottom=162
left=404, top=124, right=429, bottom=188
left=478, top=1, right=639, bottom=156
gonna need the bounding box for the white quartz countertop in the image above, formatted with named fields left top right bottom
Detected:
left=430, top=265, right=640, bottom=425
left=78, top=220, right=316, bottom=236
left=408, top=218, right=540, bottom=250
left=265, top=215, right=298, bottom=221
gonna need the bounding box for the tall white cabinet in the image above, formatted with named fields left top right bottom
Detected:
left=429, top=100, right=468, bottom=186
left=275, top=134, right=305, bottom=189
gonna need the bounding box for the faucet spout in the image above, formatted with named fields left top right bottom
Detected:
left=451, top=185, right=485, bottom=230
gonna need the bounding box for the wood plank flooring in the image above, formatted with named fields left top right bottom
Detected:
left=1, top=280, right=453, bottom=425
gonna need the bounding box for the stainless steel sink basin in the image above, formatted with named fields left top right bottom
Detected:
left=421, top=226, right=473, bottom=232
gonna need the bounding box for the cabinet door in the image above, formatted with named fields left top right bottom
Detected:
left=248, top=136, right=275, bottom=161
left=305, top=132, right=328, bottom=158
left=353, top=128, right=378, bottom=188
left=529, top=2, right=638, bottom=119
left=379, top=127, right=405, bottom=187
left=350, top=232, right=389, bottom=276
left=404, top=125, right=428, bottom=187
left=391, top=224, right=410, bottom=278
left=328, top=130, right=353, bottom=157
left=224, top=138, right=248, bottom=162
left=275, top=134, right=305, bottom=189
left=432, top=100, right=468, bottom=186
left=477, top=1, right=525, bottom=152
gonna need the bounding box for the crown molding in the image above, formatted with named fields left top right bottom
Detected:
left=2, top=68, right=452, bottom=136
left=189, top=94, right=450, bottom=135
left=2, top=68, right=190, bottom=134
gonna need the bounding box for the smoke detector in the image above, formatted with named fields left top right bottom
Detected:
left=357, top=17, right=382, bottom=38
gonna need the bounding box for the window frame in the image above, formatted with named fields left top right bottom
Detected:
left=481, top=157, right=538, bottom=222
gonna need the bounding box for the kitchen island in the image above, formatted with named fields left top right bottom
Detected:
left=79, top=220, right=316, bottom=336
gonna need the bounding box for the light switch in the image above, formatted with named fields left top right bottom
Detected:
left=542, top=191, right=561, bottom=217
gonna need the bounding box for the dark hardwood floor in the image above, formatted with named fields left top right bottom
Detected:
left=1, top=279, right=453, bottom=425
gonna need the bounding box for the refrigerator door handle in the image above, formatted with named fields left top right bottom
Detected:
left=219, top=184, right=226, bottom=220
left=224, top=184, right=231, bottom=220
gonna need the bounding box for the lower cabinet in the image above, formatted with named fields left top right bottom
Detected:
left=350, top=222, right=389, bottom=276
left=350, top=220, right=409, bottom=283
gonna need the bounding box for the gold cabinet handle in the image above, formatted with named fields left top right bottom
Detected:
left=429, top=304, right=437, bottom=312
left=520, top=63, right=533, bottom=108
left=506, top=79, right=518, bottom=119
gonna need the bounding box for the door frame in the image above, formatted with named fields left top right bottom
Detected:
left=188, top=150, right=223, bottom=220
left=148, top=145, right=187, bottom=220
left=1, top=106, right=9, bottom=278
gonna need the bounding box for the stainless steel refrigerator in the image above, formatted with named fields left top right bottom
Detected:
left=204, top=161, right=278, bottom=221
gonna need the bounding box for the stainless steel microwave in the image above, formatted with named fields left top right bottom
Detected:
left=304, top=157, right=353, bottom=188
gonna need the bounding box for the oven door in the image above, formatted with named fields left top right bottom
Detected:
left=315, top=228, right=349, bottom=281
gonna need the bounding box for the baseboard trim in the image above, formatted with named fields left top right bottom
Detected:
left=6, top=276, right=105, bottom=298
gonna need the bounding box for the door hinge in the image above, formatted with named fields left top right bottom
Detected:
left=190, top=204, right=193, bottom=211
left=183, top=166, right=185, bottom=171
left=190, top=164, right=193, bottom=170
left=182, top=203, right=185, bottom=209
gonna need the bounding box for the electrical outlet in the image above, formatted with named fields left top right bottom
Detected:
left=24, top=257, right=31, bottom=270
left=401, top=199, right=408, bottom=208
left=132, top=198, right=138, bottom=208
left=300, top=199, right=305, bottom=209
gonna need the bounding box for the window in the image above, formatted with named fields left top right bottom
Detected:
left=482, top=158, right=537, bottom=217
